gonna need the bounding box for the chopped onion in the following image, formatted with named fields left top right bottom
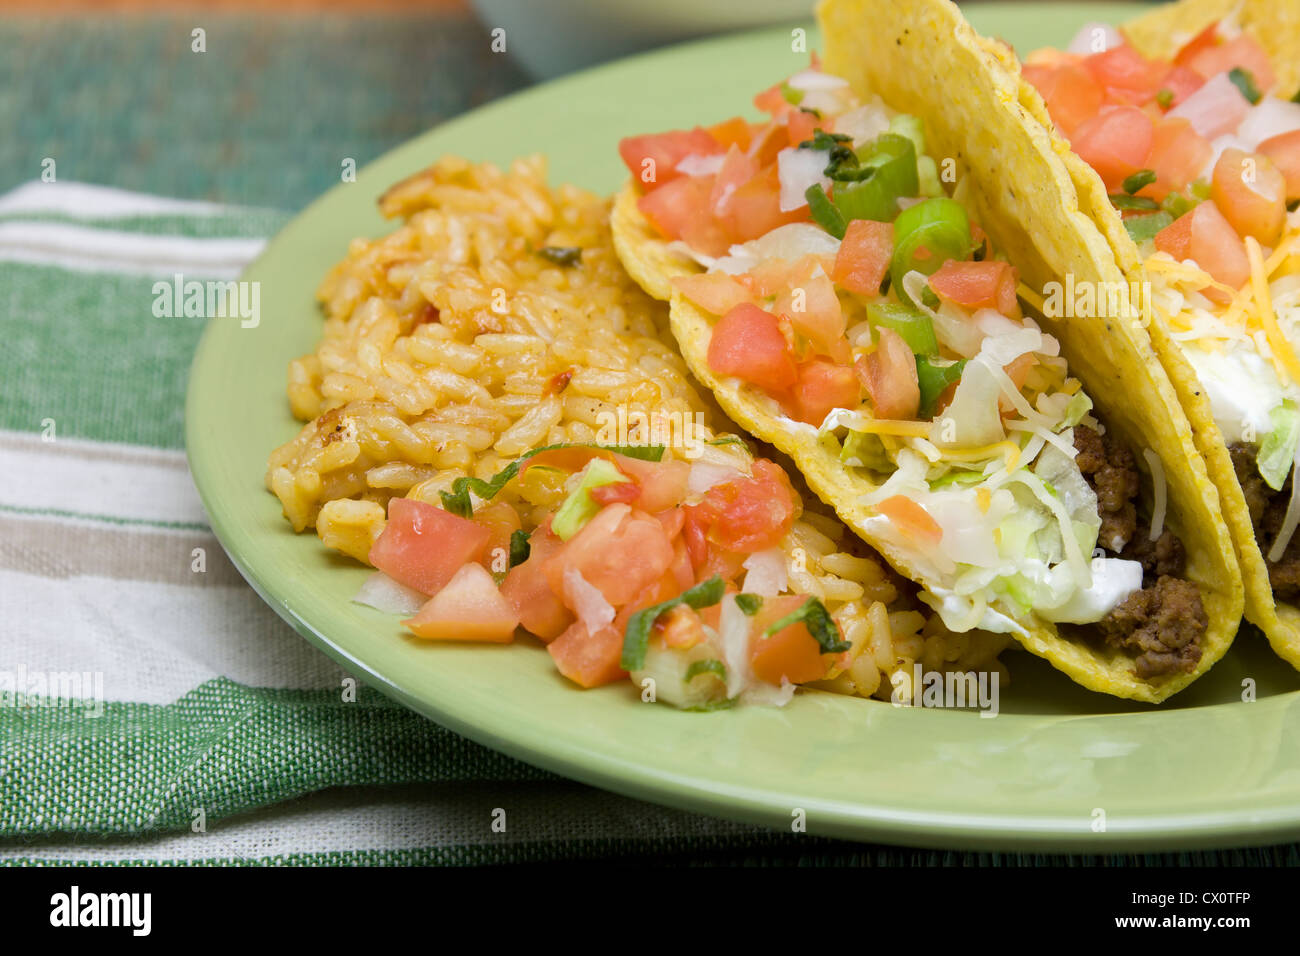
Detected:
left=1269, top=446, right=1300, bottom=562
left=834, top=103, right=891, bottom=146
left=352, top=571, right=427, bottom=616
left=1237, top=97, right=1300, bottom=150
left=742, top=548, right=788, bottom=596
left=1142, top=448, right=1167, bottom=542
left=563, top=566, right=614, bottom=633
left=718, top=595, right=753, bottom=700
left=934, top=357, right=1005, bottom=447
left=1067, top=22, right=1122, bottom=55
left=717, top=223, right=841, bottom=273
left=777, top=147, right=830, bottom=212
left=1170, top=73, right=1252, bottom=141
left=740, top=678, right=797, bottom=707
left=1200, top=133, right=1254, bottom=181
left=665, top=240, right=717, bottom=269
left=675, top=153, right=727, bottom=177
left=978, top=325, right=1042, bottom=366
left=688, top=460, right=743, bottom=495
left=786, top=68, right=849, bottom=92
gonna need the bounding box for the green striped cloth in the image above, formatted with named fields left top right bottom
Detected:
left=0, top=182, right=813, bottom=865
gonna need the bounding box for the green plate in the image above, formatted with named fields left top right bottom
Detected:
left=186, top=3, right=1300, bottom=851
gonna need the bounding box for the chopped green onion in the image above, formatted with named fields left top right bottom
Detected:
left=761, top=597, right=850, bottom=653
left=1121, top=169, right=1157, bottom=195
left=1155, top=88, right=1175, bottom=109
left=621, top=576, right=726, bottom=671
left=830, top=133, right=918, bottom=220
left=868, top=301, right=938, bottom=356
left=706, top=435, right=748, bottom=448
left=1189, top=181, right=1212, bottom=201
left=684, top=659, right=727, bottom=683
left=916, top=356, right=966, bottom=418
left=1109, top=193, right=1160, bottom=211
left=887, top=114, right=926, bottom=159
left=537, top=246, right=582, bottom=267
left=1228, top=67, right=1262, bottom=105
left=440, top=442, right=664, bottom=517
left=551, top=458, right=629, bottom=541
left=780, top=82, right=804, bottom=105
left=735, top=594, right=763, bottom=616
left=799, top=129, right=855, bottom=179
left=508, top=529, right=531, bottom=568
left=1161, top=190, right=1199, bottom=220
left=1123, top=211, right=1173, bottom=242
left=889, top=198, right=972, bottom=307
left=805, top=183, right=847, bottom=239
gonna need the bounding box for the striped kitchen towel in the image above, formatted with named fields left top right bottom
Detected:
left=0, top=181, right=793, bottom=866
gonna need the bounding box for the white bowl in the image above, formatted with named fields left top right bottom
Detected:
left=469, top=0, right=813, bottom=79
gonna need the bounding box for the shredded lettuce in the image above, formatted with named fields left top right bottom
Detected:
left=1061, top=392, right=1093, bottom=428
left=840, top=429, right=894, bottom=472
left=1258, top=399, right=1300, bottom=491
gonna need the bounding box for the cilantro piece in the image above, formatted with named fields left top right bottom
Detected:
left=1109, top=193, right=1160, bottom=211
left=508, top=529, right=530, bottom=568
left=735, top=594, right=763, bottom=616
left=1155, top=88, right=1174, bottom=109
left=761, top=597, right=850, bottom=653
left=621, top=576, right=726, bottom=671
left=439, top=442, right=665, bottom=518
left=536, top=246, right=582, bottom=267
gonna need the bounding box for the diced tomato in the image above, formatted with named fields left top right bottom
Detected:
left=1084, top=45, right=1167, bottom=98
left=614, top=456, right=690, bottom=513
left=689, top=459, right=799, bottom=555
left=668, top=535, right=695, bottom=591
left=543, top=503, right=674, bottom=607
left=928, top=259, right=1020, bottom=315
left=754, top=83, right=793, bottom=117
left=785, top=109, right=819, bottom=148
left=590, top=481, right=641, bottom=506
left=773, top=257, right=845, bottom=355
left=659, top=605, right=708, bottom=650
left=832, top=219, right=893, bottom=296
left=672, top=272, right=752, bottom=315
left=612, top=571, right=682, bottom=634
left=1142, top=116, right=1212, bottom=201
left=875, top=494, right=943, bottom=544
left=405, top=563, right=519, bottom=642
left=369, top=497, right=490, bottom=596
left=618, top=127, right=722, bottom=191
left=788, top=360, right=860, bottom=426
left=1186, top=200, right=1250, bottom=297
left=710, top=145, right=760, bottom=218
left=1025, top=61, right=1103, bottom=137
left=1155, top=65, right=1205, bottom=110
left=548, top=620, right=626, bottom=688
left=1257, top=130, right=1300, bottom=201
left=655, top=506, right=685, bottom=540
left=1183, top=34, right=1275, bottom=92
left=749, top=595, right=831, bottom=685
left=857, top=327, right=920, bottom=420
left=638, top=174, right=731, bottom=256
left=725, top=163, right=810, bottom=243
left=1211, top=148, right=1287, bottom=245
left=1173, top=22, right=1221, bottom=70
left=708, top=115, right=754, bottom=151
left=471, top=500, right=521, bottom=573
left=1071, top=105, right=1156, bottom=189
left=500, top=524, right=572, bottom=642
left=747, top=123, right=789, bottom=168
left=707, top=303, right=799, bottom=391
left=1153, top=208, right=1195, bottom=261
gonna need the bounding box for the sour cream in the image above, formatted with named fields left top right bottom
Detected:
left=1037, top=558, right=1143, bottom=624
left=1182, top=346, right=1284, bottom=443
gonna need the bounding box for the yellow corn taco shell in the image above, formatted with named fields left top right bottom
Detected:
left=993, top=0, right=1300, bottom=673
left=611, top=0, right=1243, bottom=702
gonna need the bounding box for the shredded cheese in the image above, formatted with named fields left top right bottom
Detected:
left=1142, top=448, right=1167, bottom=542
left=852, top=419, right=932, bottom=438
left=941, top=440, right=1022, bottom=471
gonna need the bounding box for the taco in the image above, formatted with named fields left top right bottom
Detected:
left=1009, top=0, right=1300, bottom=671
left=610, top=0, right=1243, bottom=702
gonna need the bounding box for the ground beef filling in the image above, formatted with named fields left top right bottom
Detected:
left=1229, top=443, right=1300, bottom=601
left=1072, top=425, right=1207, bottom=678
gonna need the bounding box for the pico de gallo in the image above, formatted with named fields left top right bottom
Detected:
left=355, top=435, right=885, bottom=709
left=1025, top=20, right=1300, bottom=582
left=618, top=61, right=1211, bottom=676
